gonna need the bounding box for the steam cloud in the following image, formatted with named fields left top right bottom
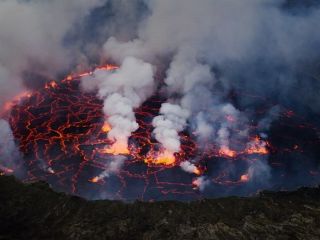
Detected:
left=0, top=119, right=20, bottom=173
left=180, top=161, right=198, bottom=174
left=92, top=155, right=126, bottom=182
left=82, top=57, right=154, bottom=153
left=152, top=103, right=190, bottom=154
left=0, top=0, right=108, bottom=108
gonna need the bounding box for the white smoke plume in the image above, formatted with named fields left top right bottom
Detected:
left=82, top=57, right=155, bottom=153
left=104, top=37, right=149, bottom=64
left=152, top=103, right=190, bottom=154
left=38, top=158, right=55, bottom=175
left=150, top=49, right=216, bottom=155
left=92, top=155, right=126, bottom=182
left=245, top=158, right=271, bottom=185
left=192, top=176, right=210, bottom=192
left=0, top=119, right=21, bottom=173
left=180, top=161, right=198, bottom=174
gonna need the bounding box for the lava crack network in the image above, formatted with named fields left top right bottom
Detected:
left=4, top=64, right=312, bottom=201
left=6, top=66, right=201, bottom=200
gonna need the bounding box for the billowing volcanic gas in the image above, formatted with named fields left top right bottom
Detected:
left=0, top=64, right=319, bottom=201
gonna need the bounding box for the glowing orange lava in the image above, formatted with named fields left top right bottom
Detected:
left=100, top=142, right=130, bottom=155
left=0, top=165, right=14, bottom=174
left=246, top=136, right=268, bottom=155
left=45, top=81, right=58, bottom=89
left=101, top=122, right=111, bottom=133
left=64, top=64, right=119, bottom=82
left=145, top=150, right=176, bottom=166
left=240, top=173, right=250, bottom=182
left=219, top=146, right=237, bottom=158
left=96, top=64, right=119, bottom=71
left=193, top=167, right=201, bottom=175
left=89, top=176, right=99, bottom=183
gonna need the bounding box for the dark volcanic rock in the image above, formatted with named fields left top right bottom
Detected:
left=0, top=175, right=320, bottom=240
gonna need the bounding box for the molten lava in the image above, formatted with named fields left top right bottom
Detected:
left=145, top=150, right=176, bottom=166
left=101, top=141, right=130, bottom=155
left=219, top=146, right=237, bottom=158
left=89, top=176, right=100, bottom=183
left=240, top=174, right=250, bottom=183
left=101, top=122, right=111, bottom=133
left=246, top=136, right=268, bottom=155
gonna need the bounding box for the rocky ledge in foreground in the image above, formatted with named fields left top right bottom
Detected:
left=0, top=175, right=320, bottom=240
